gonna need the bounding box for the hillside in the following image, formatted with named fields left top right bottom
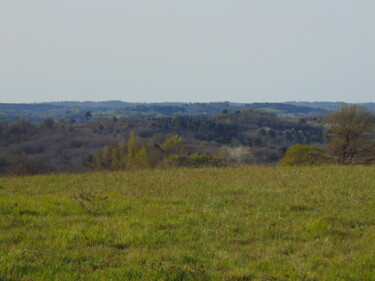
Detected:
left=0, top=109, right=324, bottom=174
left=0, top=101, right=330, bottom=123
left=1, top=166, right=374, bottom=280
left=2, top=101, right=374, bottom=123
left=287, top=101, right=375, bottom=113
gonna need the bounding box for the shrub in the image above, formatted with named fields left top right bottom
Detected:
left=6, top=155, right=46, bottom=175
left=162, top=154, right=183, bottom=168
left=278, top=144, right=325, bottom=166
left=188, top=153, right=211, bottom=168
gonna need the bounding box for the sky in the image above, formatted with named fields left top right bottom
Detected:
left=0, top=1, right=374, bottom=103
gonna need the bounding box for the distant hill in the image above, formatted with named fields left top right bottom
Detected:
left=286, top=101, right=375, bottom=113
left=45, top=100, right=135, bottom=108
left=1, top=100, right=373, bottom=123
left=0, top=107, right=324, bottom=174
left=0, top=101, right=333, bottom=123
left=242, top=103, right=327, bottom=115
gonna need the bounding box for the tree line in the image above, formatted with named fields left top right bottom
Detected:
left=0, top=105, right=373, bottom=175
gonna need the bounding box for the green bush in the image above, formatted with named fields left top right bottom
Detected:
left=188, top=153, right=210, bottom=168
left=162, top=154, right=183, bottom=168
left=278, top=144, right=325, bottom=166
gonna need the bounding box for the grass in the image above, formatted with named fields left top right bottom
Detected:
left=0, top=166, right=375, bottom=280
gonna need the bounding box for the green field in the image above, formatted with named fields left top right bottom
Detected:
left=1, top=166, right=375, bottom=281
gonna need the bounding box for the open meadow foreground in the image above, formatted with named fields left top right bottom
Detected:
left=1, top=166, right=375, bottom=281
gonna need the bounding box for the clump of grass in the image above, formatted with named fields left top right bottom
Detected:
left=306, top=217, right=330, bottom=237
left=74, top=191, right=109, bottom=216
left=289, top=204, right=311, bottom=212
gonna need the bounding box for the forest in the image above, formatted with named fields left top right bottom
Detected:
left=0, top=103, right=373, bottom=175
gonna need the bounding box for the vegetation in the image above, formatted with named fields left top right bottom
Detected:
left=1, top=166, right=375, bottom=280
left=0, top=101, right=333, bottom=123
left=325, top=105, right=375, bottom=164
left=0, top=104, right=374, bottom=175
left=287, top=101, right=375, bottom=113
left=278, top=145, right=325, bottom=166
left=0, top=109, right=325, bottom=175
left=278, top=105, right=375, bottom=166
left=1, top=103, right=374, bottom=279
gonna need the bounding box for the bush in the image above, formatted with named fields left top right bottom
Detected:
left=188, top=153, right=211, bottom=168
left=278, top=145, right=325, bottom=166
left=162, top=154, right=183, bottom=168
left=6, top=155, right=46, bottom=175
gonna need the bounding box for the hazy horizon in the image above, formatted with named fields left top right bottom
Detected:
left=1, top=1, right=374, bottom=103
left=2, top=100, right=375, bottom=106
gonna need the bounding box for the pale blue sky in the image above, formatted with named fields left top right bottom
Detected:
left=1, top=1, right=374, bottom=103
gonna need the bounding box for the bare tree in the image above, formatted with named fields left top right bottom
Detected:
left=84, top=111, right=92, bottom=123
left=325, top=105, right=375, bottom=164
left=214, top=145, right=255, bottom=165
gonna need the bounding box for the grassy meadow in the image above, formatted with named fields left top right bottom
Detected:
left=0, top=166, right=375, bottom=281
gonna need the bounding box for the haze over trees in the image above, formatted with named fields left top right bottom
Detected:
left=1, top=101, right=374, bottom=123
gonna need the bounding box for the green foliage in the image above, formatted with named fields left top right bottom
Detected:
left=88, top=132, right=152, bottom=171
left=0, top=105, right=329, bottom=175
left=187, top=153, right=210, bottom=168
left=306, top=218, right=330, bottom=238
left=135, top=147, right=152, bottom=169
left=161, top=135, right=183, bottom=154
left=0, top=166, right=375, bottom=280
left=126, top=131, right=140, bottom=169
left=101, top=146, right=112, bottom=169
left=90, top=154, right=104, bottom=171
left=110, top=148, right=121, bottom=170
left=162, top=154, right=183, bottom=168
left=279, top=144, right=325, bottom=166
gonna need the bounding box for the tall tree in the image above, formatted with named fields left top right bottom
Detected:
left=161, top=135, right=183, bottom=154
left=325, top=105, right=375, bottom=164
left=136, top=147, right=152, bottom=169
left=127, top=131, right=139, bottom=169
left=84, top=111, right=92, bottom=123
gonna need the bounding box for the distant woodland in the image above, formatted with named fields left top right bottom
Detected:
left=0, top=102, right=373, bottom=175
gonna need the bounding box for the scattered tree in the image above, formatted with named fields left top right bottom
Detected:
left=87, top=132, right=152, bottom=171
left=84, top=111, right=92, bottom=123
left=325, top=105, right=375, bottom=164
left=161, top=135, right=183, bottom=154
left=41, top=117, right=55, bottom=130
left=214, top=146, right=255, bottom=166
